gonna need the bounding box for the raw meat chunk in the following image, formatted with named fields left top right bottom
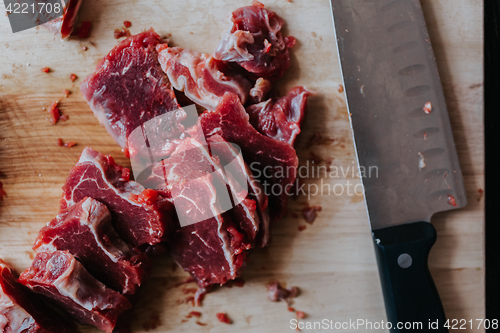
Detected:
left=61, top=147, right=174, bottom=247
left=19, top=251, right=131, bottom=333
left=246, top=86, right=311, bottom=146
left=0, top=259, right=72, bottom=333
left=80, top=29, right=180, bottom=149
left=43, top=0, right=83, bottom=39
left=249, top=78, right=272, bottom=103
left=147, top=138, right=250, bottom=288
left=214, top=4, right=296, bottom=81
left=207, top=134, right=269, bottom=245
left=33, top=197, right=150, bottom=295
left=157, top=45, right=252, bottom=110
left=200, top=92, right=298, bottom=221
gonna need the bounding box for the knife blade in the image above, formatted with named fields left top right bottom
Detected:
left=330, top=0, right=467, bottom=331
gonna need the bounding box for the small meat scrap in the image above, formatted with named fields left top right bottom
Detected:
left=61, top=147, right=175, bottom=246
left=423, top=101, right=432, bottom=114
left=267, top=282, right=300, bottom=305
left=19, top=251, right=131, bottom=333
left=296, top=311, right=306, bottom=319
left=114, top=28, right=131, bottom=39
left=249, top=77, right=272, bottom=103
left=302, top=205, right=322, bottom=223
left=41, top=67, right=50, bottom=73
left=246, top=86, right=312, bottom=146
left=123, top=21, right=132, bottom=28
left=216, top=313, right=231, bottom=324
left=80, top=29, right=180, bottom=149
left=157, top=45, right=252, bottom=110
left=186, top=311, right=202, bottom=318
left=57, top=139, right=76, bottom=147
left=214, top=4, right=296, bottom=80
left=69, top=73, right=77, bottom=82
left=0, top=181, right=5, bottom=201
left=33, top=197, right=150, bottom=295
left=48, top=101, right=61, bottom=124
left=447, top=194, right=458, bottom=207
left=42, top=0, right=83, bottom=39
left=1, top=259, right=73, bottom=332
left=62, top=89, right=70, bottom=97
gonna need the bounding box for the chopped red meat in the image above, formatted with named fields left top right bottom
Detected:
left=43, top=0, right=83, bottom=39
left=249, top=78, right=272, bottom=103
left=114, top=28, right=131, bottom=39
left=123, top=21, right=132, bottom=28
left=41, top=67, right=50, bottom=73
left=80, top=29, right=180, bottom=149
left=267, top=282, right=299, bottom=305
left=200, top=92, right=298, bottom=221
left=69, top=74, right=77, bottom=82
left=146, top=138, right=249, bottom=288
left=246, top=86, right=311, bottom=146
left=302, top=205, right=322, bottom=223
left=19, top=251, right=131, bottom=333
left=60, top=147, right=175, bottom=246
left=48, top=101, right=61, bottom=124
left=156, top=45, right=252, bottom=110
left=216, top=313, right=231, bottom=324
left=0, top=259, right=72, bottom=333
left=214, top=5, right=295, bottom=81
left=33, top=197, right=150, bottom=295
left=207, top=134, right=269, bottom=245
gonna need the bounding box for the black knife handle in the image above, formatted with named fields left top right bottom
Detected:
left=373, top=222, right=448, bottom=332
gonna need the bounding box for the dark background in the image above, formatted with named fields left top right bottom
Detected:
left=485, top=0, right=499, bottom=328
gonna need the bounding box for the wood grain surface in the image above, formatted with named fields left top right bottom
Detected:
left=0, top=0, right=484, bottom=332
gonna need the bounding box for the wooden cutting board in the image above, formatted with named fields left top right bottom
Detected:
left=0, top=0, right=484, bottom=332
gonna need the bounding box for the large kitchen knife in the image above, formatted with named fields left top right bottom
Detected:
left=330, top=0, right=467, bottom=331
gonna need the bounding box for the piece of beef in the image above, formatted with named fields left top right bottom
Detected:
left=214, top=4, right=296, bottom=81
left=246, top=86, right=311, bottom=146
left=0, top=259, right=72, bottom=333
left=147, top=138, right=250, bottom=288
left=18, top=251, right=131, bottom=333
left=200, top=92, right=298, bottom=222
left=33, top=197, right=150, bottom=295
left=207, top=134, right=269, bottom=245
left=156, top=45, right=252, bottom=110
left=80, top=29, right=180, bottom=149
left=43, top=0, right=83, bottom=39
left=61, top=147, right=174, bottom=247
left=249, top=78, right=272, bottom=104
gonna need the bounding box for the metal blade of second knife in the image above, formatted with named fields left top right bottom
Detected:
left=330, top=0, right=467, bottom=230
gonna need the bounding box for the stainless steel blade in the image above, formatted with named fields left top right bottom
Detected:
left=330, top=0, right=467, bottom=230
